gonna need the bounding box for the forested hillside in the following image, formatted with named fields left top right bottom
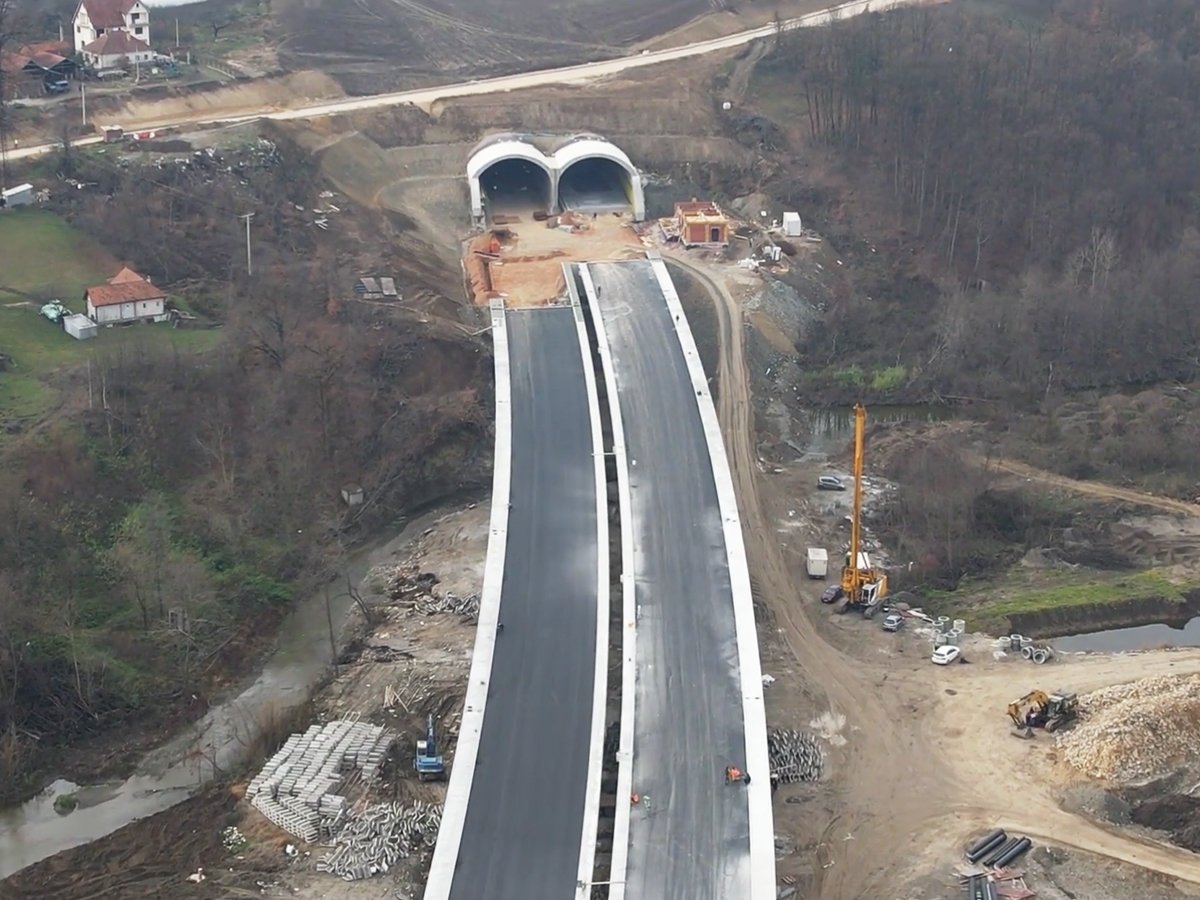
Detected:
left=764, top=0, right=1200, bottom=398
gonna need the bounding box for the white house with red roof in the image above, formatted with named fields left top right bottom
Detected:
left=73, top=1, right=153, bottom=63
left=85, top=266, right=167, bottom=325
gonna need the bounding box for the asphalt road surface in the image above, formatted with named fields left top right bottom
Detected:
left=448, top=307, right=602, bottom=900
left=589, top=261, right=752, bottom=897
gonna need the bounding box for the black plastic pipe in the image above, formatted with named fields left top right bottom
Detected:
left=981, top=836, right=1021, bottom=867
left=965, top=828, right=1006, bottom=859
left=994, top=836, right=1032, bottom=868
left=966, top=831, right=1007, bottom=863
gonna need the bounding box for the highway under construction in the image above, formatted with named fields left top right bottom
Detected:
left=422, top=254, right=774, bottom=899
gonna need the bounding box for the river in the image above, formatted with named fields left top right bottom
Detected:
left=1053, top=616, right=1200, bottom=654
left=0, top=510, right=448, bottom=880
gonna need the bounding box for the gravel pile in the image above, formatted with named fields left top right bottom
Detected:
left=1056, top=673, right=1200, bottom=781
left=316, top=801, right=441, bottom=881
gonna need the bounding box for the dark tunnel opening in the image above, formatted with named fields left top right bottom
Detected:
left=480, top=157, right=553, bottom=216
left=558, top=157, right=631, bottom=214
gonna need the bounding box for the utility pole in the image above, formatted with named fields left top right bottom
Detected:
left=239, top=212, right=254, bottom=275
left=81, top=83, right=86, bottom=127
left=175, top=18, right=180, bottom=48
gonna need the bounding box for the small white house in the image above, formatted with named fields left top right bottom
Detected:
left=73, top=0, right=151, bottom=54
left=85, top=266, right=166, bottom=324
left=1, top=184, right=33, bottom=208
left=81, top=29, right=153, bottom=70
left=64, top=313, right=98, bottom=341
left=782, top=211, right=803, bottom=237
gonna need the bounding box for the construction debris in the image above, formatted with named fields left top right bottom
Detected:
left=246, top=720, right=397, bottom=843
left=414, top=592, right=479, bottom=620
left=1056, top=673, right=1200, bottom=781
left=315, top=801, right=441, bottom=881
left=768, top=729, right=824, bottom=783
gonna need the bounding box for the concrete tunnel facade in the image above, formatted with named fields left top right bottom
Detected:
left=467, top=132, right=646, bottom=222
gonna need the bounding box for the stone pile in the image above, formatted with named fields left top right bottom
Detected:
left=316, top=801, right=442, bottom=881
left=768, top=729, right=824, bottom=783
left=414, top=591, right=480, bottom=620
left=1057, top=673, right=1200, bottom=781
left=247, top=720, right=396, bottom=843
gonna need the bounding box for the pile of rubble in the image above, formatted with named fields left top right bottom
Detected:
left=247, top=720, right=396, bottom=842
left=1056, top=673, right=1200, bottom=781
left=413, top=592, right=479, bottom=620
left=768, top=729, right=824, bottom=783
left=316, top=801, right=442, bottom=881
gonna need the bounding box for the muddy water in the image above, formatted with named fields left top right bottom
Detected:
left=1054, top=617, right=1200, bottom=653
left=0, top=512, right=445, bottom=880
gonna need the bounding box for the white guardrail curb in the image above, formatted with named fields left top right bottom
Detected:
left=578, top=262, right=638, bottom=900
left=422, top=300, right=512, bottom=900
left=566, top=273, right=613, bottom=898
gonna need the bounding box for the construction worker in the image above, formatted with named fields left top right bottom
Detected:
left=725, top=766, right=741, bottom=784
left=770, top=772, right=780, bottom=795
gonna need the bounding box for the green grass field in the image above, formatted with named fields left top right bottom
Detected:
left=0, top=211, right=220, bottom=421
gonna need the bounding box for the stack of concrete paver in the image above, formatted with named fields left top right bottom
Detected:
left=316, top=800, right=442, bottom=881
left=767, top=729, right=824, bottom=783
left=246, top=720, right=397, bottom=843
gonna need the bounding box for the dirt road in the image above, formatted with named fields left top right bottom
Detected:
left=682, top=252, right=1200, bottom=894
left=978, top=454, right=1200, bottom=517
left=7, top=0, right=931, bottom=163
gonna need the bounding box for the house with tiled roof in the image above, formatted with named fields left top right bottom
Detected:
left=73, top=0, right=152, bottom=55
left=81, top=29, right=154, bottom=70
left=85, top=266, right=167, bottom=325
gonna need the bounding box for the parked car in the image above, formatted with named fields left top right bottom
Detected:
left=820, top=584, right=844, bottom=605
left=881, top=613, right=905, bottom=632
left=817, top=475, right=846, bottom=491
left=45, top=79, right=70, bottom=94
left=931, top=645, right=961, bottom=665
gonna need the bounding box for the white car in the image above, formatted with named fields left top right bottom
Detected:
left=931, top=645, right=961, bottom=666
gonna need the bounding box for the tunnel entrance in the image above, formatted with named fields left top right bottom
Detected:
left=558, top=157, right=632, bottom=215
left=480, top=158, right=553, bottom=217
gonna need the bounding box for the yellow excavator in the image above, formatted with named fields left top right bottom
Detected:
left=837, top=404, right=889, bottom=617
left=1007, top=689, right=1078, bottom=733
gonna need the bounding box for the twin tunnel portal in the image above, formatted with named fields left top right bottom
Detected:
left=467, top=133, right=647, bottom=223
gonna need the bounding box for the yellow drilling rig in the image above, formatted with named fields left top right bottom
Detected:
left=837, top=404, right=889, bottom=617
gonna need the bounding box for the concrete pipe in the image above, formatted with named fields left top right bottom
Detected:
left=981, top=836, right=1021, bottom=867
left=1033, top=649, right=1049, bottom=664
left=1009, top=634, right=1023, bottom=650
left=994, top=836, right=1032, bottom=868
left=965, top=829, right=1007, bottom=862
left=1021, top=645, right=1034, bottom=660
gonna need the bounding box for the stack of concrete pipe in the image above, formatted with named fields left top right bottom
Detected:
left=767, top=729, right=824, bottom=783
left=316, top=800, right=442, bottom=881
left=415, top=592, right=480, bottom=620
left=963, top=828, right=1032, bottom=868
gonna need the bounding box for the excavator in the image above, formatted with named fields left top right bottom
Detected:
left=414, top=714, right=446, bottom=781
left=836, top=404, right=889, bottom=617
left=1007, top=689, right=1079, bottom=734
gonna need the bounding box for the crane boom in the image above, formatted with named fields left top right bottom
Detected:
left=839, top=404, right=887, bottom=613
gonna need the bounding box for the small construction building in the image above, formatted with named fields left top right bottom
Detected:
left=63, top=313, right=98, bottom=341
left=354, top=276, right=400, bottom=300
left=674, top=200, right=731, bottom=247
left=1, top=184, right=34, bottom=208
left=85, top=266, right=167, bottom=324
left=782, top=211, right=802, bottom=237
left=341, top=484, right=364, bottom=506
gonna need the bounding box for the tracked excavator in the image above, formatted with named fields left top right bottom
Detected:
left=1007, top=689, right=1078, bottom=735
left=835, top=404, right=889, bottom=618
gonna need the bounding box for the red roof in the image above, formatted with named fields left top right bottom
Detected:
left=109, top=265, right=146, bottom=284
left=82, top=30, right=150, bottom=57
left=79, top=0, right=139, bottom=29
left=87, top=269, right=165, bottom=308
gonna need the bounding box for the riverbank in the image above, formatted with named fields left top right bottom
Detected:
left=0, top=496, right=480, bottom=881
